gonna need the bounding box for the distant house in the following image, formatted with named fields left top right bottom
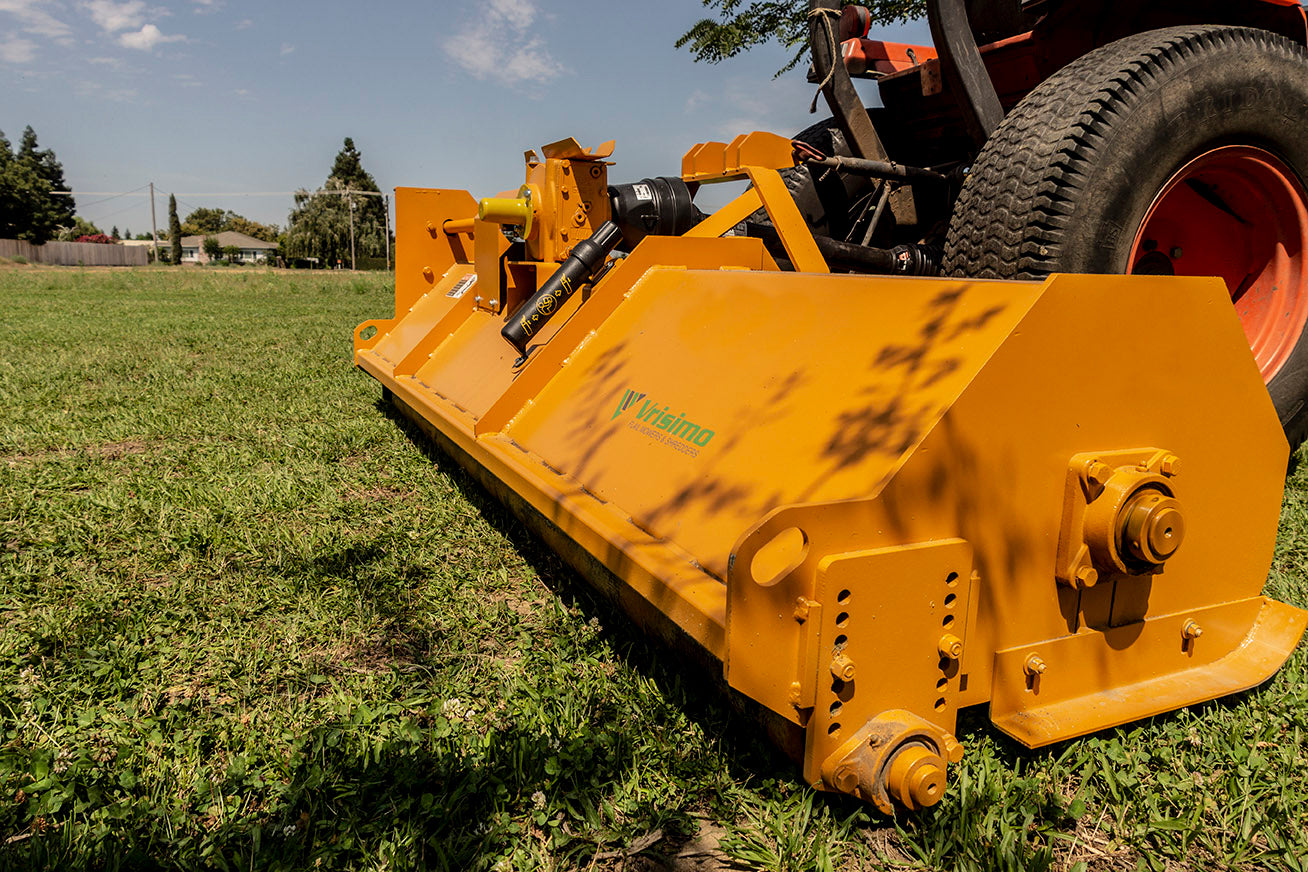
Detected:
left=180, top=231, right=278, bottom=264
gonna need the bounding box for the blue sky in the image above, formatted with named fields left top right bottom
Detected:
left=0, top=0, right=931, bottom=235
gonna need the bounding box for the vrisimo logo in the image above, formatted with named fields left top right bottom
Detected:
left=611, top=389, right=716, bottom=447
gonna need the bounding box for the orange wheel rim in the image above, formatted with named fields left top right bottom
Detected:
left=1130, top=146, right=1308, bottom=381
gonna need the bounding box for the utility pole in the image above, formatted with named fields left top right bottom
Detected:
left=148, top=182, right=159, bottom=262
left=348, top=191, right=356, bottom=271
left=384, top=194, right=391, bottom=271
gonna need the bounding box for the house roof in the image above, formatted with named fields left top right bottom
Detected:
left=180, top=231, right=278, bottom=249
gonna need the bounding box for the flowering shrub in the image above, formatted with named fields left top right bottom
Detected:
left=75, top=234, right=115, bottom=244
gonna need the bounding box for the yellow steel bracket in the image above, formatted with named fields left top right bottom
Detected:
left=726, top=504, right=974, bottom=808
left=679, top=131, right=826, bottom=273
left=1055, top=448, right=1183, bottom=629
left=681, top=131, right=796, bottom=182
left=801, top=540, right=973, bottom=806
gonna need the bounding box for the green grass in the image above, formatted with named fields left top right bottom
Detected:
left=1, top=265, right=1306, bottom=871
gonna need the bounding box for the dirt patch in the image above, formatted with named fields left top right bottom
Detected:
left=347, top=485, right=412, bottom=502
left=596, top=823, right=732, bottom=871
left=2, top=439, right=152, bottom=467
left=320, top=629, right=429, bottom=675
left=487, top=588, right=547, bottom=619
left=86, top=439, right=149, bottom=459
left=665, top=823, right=732, bottom=871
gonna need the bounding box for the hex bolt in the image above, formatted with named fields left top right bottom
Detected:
left=573, top=210, right=587, bottom=226
left=1084, top=460, right=1113, bottom=487
left=422, top=266, right=434, bottom=281
left=1182, top=619, right=1204, bottom=640
left=793, top=597, right=815, bottom=622
left=1023, top=654, right=1048, bottom=677
left=937, top=633, right=964, bottom=661
left=831, top=653, right=857, bottom=682
left=832, top=763, right=860, bottom=795
left=1161, top=454, right=1182, bottom=477
left=1075, top=565, right=1099, bottom=587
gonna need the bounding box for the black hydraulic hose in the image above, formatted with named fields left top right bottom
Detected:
left=745, top=222, right=941, bottom=275
left=502, top=221, right=623, bottom=357
left=801, top=155, right=949, bottom=185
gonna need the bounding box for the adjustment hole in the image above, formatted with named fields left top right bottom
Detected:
left=945, top=572, right=959, bottom=588
left=942, top=614, right=955, bottom=628
left=828, top=722, right=841, bottom=736
left=944, top=593, right=957, bottom=608
left=934, top=698, right=946, bottom=712
left=833, top=634, right=848, bottom=653
left=829, top=701, right=843, bottom=717
left=835, top=611, right=850, bottom=628
left=749, top=526, right=809, bottom=587
left=837, top=589, right=852, bottom=604
left=936, top=677, right=947, bottom=690
left=359, top=325, right=378, bottom=341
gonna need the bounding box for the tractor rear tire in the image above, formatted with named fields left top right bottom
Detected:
left=943, top=26, right=1308, bottom=452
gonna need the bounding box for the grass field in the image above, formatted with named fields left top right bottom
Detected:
left=1, top=263, right=1307, bottom=871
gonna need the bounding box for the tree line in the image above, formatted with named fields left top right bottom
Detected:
left=2, top=128, right=390, bottom=268
left=161, top=138, right=388, bottom=267
left=0, top=127, right=75, bottom=244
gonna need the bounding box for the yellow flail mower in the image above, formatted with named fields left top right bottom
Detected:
left=355, top=0, right=1308, bottom=811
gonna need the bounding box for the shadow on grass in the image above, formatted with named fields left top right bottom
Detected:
left=371, top=398, right=807, bottom=775
left=2, top=719, right=642, bottom=871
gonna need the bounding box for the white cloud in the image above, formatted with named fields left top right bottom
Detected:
left=442, top=0, right=565, bottom=87
left=192, top=0, right=221, bottom=12
left=0, top=35, right=37, bottom=63
left=0, top=0, right=71, bottom=38
left=74, top=79, right=138, bottom=101
left=84, top=0, right=146, bottom=32
left=684, top=89, right=710, bottom=113
left=234, top=17, right=250, bottom=29
left=279, top=42, right=293, bottom=56
left=682, top=77, right=814, bottom=142
left=118, top=23, right=183, bottom=50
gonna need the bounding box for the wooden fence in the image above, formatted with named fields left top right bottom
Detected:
left=0, top=238, right=149, bottom=267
